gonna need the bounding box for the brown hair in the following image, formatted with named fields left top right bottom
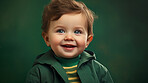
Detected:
left=41, top=0, right=96, bottom=36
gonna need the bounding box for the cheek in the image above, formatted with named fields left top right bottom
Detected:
left=49, top=35, right=62, bottom=45
left=79, top=42, right=86, bottom=47
left=77, top=37, right=88, bottom=47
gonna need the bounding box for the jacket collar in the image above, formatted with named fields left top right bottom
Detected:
left=78, top=50, right=96, bottom=68
left=34, top=49, right=96, bottom=67
left=34, top=50, right=69, bottom=82
left=33, top=49, right=96, bottom=83
left=34, top=50, right=58, bottom=66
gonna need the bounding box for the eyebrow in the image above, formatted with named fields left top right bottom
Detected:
left=53, top=24, right=65, bottom=30
left=53, top=24, right=86, bottom=31
left=74, top=25, right=86, bottom=30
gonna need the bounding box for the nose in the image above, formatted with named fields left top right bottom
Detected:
left=64, top=33, right=74, bottom=41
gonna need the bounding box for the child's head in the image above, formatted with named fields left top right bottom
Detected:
left=42, top=0, right=95, bottom=36
left=42, top=0, right=95, bottom=58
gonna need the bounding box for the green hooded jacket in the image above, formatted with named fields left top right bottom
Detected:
left=26, top=50, right=114, bottom=83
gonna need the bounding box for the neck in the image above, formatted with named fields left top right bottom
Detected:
left=54, top=55, right=80, bottom=67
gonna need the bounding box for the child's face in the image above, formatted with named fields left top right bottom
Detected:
left=43, top=13, right=92, bottom=58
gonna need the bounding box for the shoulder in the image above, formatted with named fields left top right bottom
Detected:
left=86, top=59, right=109, bottom=74
left=26, top=64, right=54, bottom=83
left=82, top=50, right=108, bottom=72
left=80, top=50, right=114, bottom=82
left=92, top=60, right=110, bottom=79
left=28, top=64, right=54, bottom=77
left=93, top=60, right=108, bottom=72
left=29, top=64, right=53, bottom=73
left=26, top=65, right=41, bottom=83
left=90, top=60, right=114, bottom=83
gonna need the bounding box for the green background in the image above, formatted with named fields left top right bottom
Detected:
left=0, top=0, right=147, bottom=83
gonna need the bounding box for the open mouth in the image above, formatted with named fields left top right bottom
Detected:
left=61, top=44, right=77, bottom=48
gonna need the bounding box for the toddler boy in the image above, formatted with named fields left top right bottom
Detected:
left=26, top=0, right=114, bottom=83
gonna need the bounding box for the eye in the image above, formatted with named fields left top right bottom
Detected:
left=56, top=29, right=65, bottom=33
left=74, top=30, right=82, bottom=34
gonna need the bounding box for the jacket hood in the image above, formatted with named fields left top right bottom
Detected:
left=33, top=49, right=96, bottom=67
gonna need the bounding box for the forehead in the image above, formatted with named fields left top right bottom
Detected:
left=50, top=13, right=87, bottom=29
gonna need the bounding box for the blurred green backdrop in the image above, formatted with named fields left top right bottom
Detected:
left=0, top=0, right=148, bottom=83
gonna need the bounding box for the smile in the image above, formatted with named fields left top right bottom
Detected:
left=61, top=44, right=77, bottom=51
left=61, top=45, right=76, bottom=48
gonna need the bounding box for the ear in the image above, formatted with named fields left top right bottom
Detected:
left=86, top=35, right=93, bottom=48
left=42, top=32, right=50, bottom=47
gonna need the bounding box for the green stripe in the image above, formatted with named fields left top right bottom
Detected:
left=67, top=73, right=78, bottom=77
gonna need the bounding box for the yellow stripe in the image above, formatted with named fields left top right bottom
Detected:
left=68, top=77, right=79, bottom=80
left=63, top=65, right=77, bottom=69
left=66, top=70, right=77, bottom=74
left=70, top=82, right=80, bottom=83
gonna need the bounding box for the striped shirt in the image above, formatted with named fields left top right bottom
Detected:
left=63, top=65, right=81, bottom=83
